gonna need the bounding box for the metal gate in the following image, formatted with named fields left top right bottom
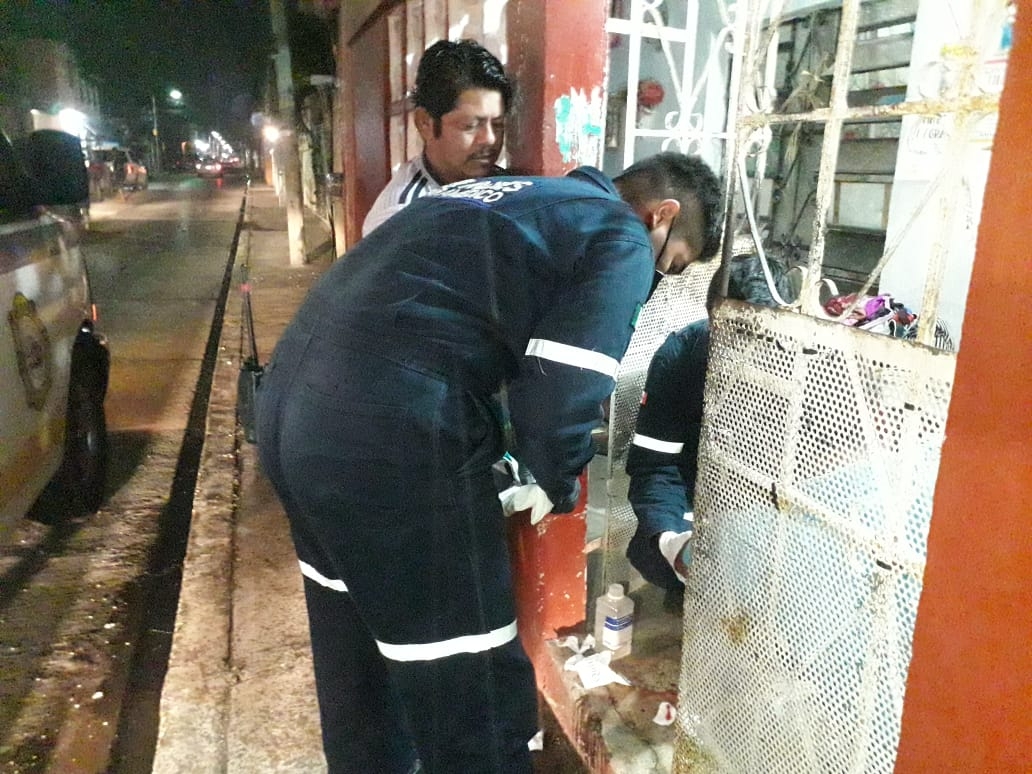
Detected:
left=597, top=0, right=1010, bottom=770
left=676, top=304, right=954, bottom=772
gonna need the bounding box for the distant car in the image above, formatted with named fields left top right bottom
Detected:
left=119, top=149, right=148, bottom=190
left=169, top=154, right=200, bottom=172
left=196, top=158, right=223, bottom=178
left=221, top=156, right=245, bottom=175
left=1, top=126, right=109, bottom=533
left=90, top=147, right=148, bottom=192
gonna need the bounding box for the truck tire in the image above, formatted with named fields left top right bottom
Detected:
left=61, top=363, right=108, bottom=514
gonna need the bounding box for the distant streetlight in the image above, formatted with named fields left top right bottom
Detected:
left=152, top=88, right=184, bottom=174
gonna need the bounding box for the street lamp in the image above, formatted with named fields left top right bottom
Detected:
left=262, top=125, right=281, bottom=143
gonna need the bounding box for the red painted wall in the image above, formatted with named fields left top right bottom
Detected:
left=347, top=19, right=389, bottom=245
left=507, top=474, right=589, bottom=666
left=503, top=0, right=611, bottom=662
left=895, top=3, right=1032, bottom=771
left=506, top=0, right=609, bottom=175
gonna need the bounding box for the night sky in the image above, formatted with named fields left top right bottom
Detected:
left=1, top=1, right=276, bottom=145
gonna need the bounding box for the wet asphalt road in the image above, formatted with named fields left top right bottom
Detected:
left=0, top=175, right=245, bottom=773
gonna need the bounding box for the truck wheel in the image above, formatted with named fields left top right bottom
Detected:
left=61, top=365, right=108, bottom=514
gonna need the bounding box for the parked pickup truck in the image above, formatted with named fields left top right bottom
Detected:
left=1, top=127, right=109, bottom=534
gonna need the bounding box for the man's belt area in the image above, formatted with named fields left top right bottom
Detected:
left=294, top=315, right=505, bottom=396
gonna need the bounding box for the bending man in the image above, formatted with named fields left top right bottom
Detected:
left=257, top=152, right=720, bottom=773
left=626, top=229, right=791, bottom=592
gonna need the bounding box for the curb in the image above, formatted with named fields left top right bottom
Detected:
left=150, top=191, right=252, bottom=774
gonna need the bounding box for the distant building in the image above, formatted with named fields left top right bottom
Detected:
left=0, top=38, right=103, bottom=143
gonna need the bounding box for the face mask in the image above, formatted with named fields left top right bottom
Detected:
left=649, top=270, right=664, bottom=298
left=653, top=213, right=678, bottom=276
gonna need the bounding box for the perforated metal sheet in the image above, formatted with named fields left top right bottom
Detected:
left=671, top=301, right=956, bottom=774
left=599, top=261, right=718, bottom=594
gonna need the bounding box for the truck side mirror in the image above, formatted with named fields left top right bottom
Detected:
left=18, top=129, right=90, bottom=206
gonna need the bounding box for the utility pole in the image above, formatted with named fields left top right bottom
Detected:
left=269, top=0, right=307, bottom=266
left=151, top=95, right=161, bottom=174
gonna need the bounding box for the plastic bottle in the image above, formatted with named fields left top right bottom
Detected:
left=593, top=583, right=634, bottom=660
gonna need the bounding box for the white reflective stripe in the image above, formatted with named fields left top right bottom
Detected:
left=376, top=619, right=518, bottom=662
left=524, top=338, right=619, bottom=378
left=299, top=560, right=349, bottom=592
left=632, top=433, right=684, bottom=454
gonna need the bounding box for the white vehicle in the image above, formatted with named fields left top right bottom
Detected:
left=1, top=128, right=109, bottom=533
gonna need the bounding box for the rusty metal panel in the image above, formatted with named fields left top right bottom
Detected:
left=673, top=300, right=955, bottom=773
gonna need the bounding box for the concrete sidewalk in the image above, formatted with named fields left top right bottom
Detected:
left=152, top=183, right=333, bottom=774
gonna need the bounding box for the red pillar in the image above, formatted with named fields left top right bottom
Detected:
left=507, top=475, right=589, bottom=667
left=895, top=3, right=1032, bottom=770
left=506, top=0, right=609, bottom=176
left=503, top=0, right=610, bottom=665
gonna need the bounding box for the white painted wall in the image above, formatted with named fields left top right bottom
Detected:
left=879, top=0, right=1012, bottom=346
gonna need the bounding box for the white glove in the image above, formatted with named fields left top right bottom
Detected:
left=498, top=483, right=554, bottom=525
left=658, top=528, right=694, bottom=583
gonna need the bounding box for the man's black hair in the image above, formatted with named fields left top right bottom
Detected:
left=614, top=152, right=723, bottom=261
left=411, top=39, right=513, bottom=119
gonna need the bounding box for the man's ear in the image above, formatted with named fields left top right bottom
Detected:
left=414, top=107, right=434, bottom=141
left=653, top=198, right=681, bottom=228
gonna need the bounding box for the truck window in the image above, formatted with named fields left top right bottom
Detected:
left=0, top=134, right=36, bottom=217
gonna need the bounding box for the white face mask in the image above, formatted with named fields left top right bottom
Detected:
left=649, top=269, right=664, bottom=297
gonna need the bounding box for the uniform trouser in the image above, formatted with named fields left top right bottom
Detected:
left=255, top=327, right=538, bottom=774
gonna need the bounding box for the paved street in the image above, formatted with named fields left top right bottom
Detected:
left=0, top=176, right=246, bottom=773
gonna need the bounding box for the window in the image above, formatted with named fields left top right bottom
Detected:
left=730, top=0, right=1011, bottom=344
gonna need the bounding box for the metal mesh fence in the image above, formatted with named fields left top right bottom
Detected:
left=671, top=301, right=956, bottom=773
left=593, top=0, right=999, bottom=768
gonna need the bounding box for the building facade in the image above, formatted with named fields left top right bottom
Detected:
left=323, top=2, right=1030, bottom=771
left=0, top=39, right=102, bottom=143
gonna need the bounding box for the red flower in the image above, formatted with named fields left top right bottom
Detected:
left=637, top=79, right=665, bottom=109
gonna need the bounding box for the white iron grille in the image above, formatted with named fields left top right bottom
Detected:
left=594, top=0, right=1000, bottom=769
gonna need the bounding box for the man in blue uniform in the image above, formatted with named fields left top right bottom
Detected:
left=256, top=152, right=719, bottom=774
left=363, top=39, right=512, bottom=236
left=626, top=246, right=789, bottom=592
left=626, top=318, right=712, bottom=591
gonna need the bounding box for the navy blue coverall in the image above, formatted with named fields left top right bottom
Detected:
left=626, top=254, right=788, bottom=590
left=255, top=168, right=654, bottom=774
left=625, top=319, right=710, bottom=591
